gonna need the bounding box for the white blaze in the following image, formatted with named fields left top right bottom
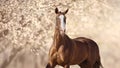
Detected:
left=59, top=15, right=66, bottom=31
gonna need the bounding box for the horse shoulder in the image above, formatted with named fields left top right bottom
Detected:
left=49, top=45, right=57, bottom=58
left=57, top=45, right=71, bottom=62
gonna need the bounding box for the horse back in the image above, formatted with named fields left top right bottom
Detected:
left=74, top=37, right=99, bottom=50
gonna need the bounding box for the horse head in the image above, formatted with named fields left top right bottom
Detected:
left=55, top=8, right=69, bottom=36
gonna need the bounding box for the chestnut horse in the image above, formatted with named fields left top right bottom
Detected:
left=46, top=8, right=103, bottom=68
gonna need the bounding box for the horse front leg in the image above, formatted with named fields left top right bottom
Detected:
left=64, top=65, right=70, bottom=68
left=46, top=62, right=56, bottom=68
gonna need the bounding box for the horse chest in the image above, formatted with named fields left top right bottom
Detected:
left=56, top=46, right=70, bottom=65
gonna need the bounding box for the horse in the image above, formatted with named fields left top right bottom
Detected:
left=46, top=8, right=103, bottom=68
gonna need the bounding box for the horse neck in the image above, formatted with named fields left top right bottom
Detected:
left=53, top=28, right=71, bottom=50
left=53, top=28, right=64, bottom=49
left=53, top=28, right=61, bottom=47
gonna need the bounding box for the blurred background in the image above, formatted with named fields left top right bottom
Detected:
left=0, top=0, right=120, bottom=68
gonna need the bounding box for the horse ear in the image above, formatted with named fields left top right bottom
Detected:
left=55, top=8, right=59, bottom=14
left=64, top=9, right=69, bottom=14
